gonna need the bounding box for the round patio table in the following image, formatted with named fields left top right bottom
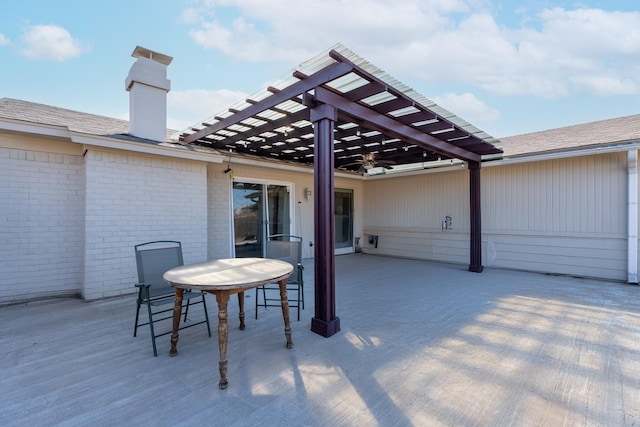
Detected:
left=164, top=257, right=293, bottom=389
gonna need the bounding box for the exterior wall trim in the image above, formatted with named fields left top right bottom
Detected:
left=628, top=150, right=638, bottom=283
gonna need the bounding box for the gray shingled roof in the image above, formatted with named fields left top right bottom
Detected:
left=2, top=97, right=638, bottom=160
left=0, top=98, right=130, bottom=136
left=0, top=98, right=178, bottom=141
left=499, top=114, right=640, bottom=157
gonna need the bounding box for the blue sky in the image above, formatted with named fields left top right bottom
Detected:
left=1, top=0, right=638, bottom=138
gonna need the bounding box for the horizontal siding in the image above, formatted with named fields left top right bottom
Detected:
left=485, top=233, right=626, bottom=280
left=362, top=227, right=469, bottom=265
left=363, top=227, right=627, bottom=281
left=364, top=152, right=630, bottom=282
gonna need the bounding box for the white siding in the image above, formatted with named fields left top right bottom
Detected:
left=483, top=154, right=626, bottom=235
left=364, top=153, right=629, bottom=281
left=83, top=148, right=207, bottom=300
left=482, top=153, right=627, bottom=280
left=363, top=168, right=470, bottom=263
left=0, top=137, right=84, bottom=304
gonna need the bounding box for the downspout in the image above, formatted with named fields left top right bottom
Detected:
left=628, top=149, right=638, bottom=283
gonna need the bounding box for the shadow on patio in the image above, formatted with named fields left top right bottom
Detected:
left=2, top=254, right=639, bottom=426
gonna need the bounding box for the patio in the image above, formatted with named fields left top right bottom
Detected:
left=2, top=254, right=639, bottom=426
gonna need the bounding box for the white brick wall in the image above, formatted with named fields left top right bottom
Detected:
left=83, top=149, right=207, bottom=301
left=207, top=165, right=232, bottom=259
left=0, top=146, right=84, bottom=305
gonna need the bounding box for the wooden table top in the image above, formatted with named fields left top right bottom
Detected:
left=163, top=257, right=293, bottom=291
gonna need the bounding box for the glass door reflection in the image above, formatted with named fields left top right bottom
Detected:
left=233, top=181, right=291, bottom=258
left=232, top=182, right=263, bottom=258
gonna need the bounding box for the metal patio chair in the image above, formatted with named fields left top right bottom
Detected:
left=133, top=241, right=211, bottom=356
left=255, top=234, right=304, bottom=321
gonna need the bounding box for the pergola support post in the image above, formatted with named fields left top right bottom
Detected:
left=469, top=161, right=484, bottom=273
left=310, top=103, right=341, bottom=337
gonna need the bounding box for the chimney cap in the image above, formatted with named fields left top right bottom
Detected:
left=131, top=46, right=173, bottom=66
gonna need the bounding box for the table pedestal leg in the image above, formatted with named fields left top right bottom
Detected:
left=169, top=288, right=184, bottom=357
left=237, top=291, right=245, bottom=330
left=215, top=291, right=230, bottom=389
left=278, top=279, right=293, bottom=349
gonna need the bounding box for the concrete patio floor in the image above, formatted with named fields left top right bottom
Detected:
left=2, top=254, right=639, bottom=426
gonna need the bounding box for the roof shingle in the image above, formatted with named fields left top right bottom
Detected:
left=0, top=98, right=130, bottom=136
left=499, top=114, right=640, bottom=157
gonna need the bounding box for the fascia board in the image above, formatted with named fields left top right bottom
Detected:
left=0, top=118, right=72, bottom=139
left=70, top=133, right=224, bottom=163
left=0, top=117, right=224, bottom=163
left=486, top=141, right=640, bottom=167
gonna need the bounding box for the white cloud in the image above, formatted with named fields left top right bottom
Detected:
left=0, top=34, right=9, bottom=46
left=168, top=88, right=248, bottom=130
left=570, top=75, right=637, bottom=96
left=433, top=92, right=500, bottom=124
left=185, top=0, right=460, bottom=63
left=19, top=24, right=91, bottom=62
left=182, top=1, right=640, bottom=98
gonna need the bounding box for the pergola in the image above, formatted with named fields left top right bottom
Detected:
left=180, top=45, right=503, bottom=337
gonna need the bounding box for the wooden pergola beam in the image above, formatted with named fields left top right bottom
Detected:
left=313, top=87, right=481, bottom=163
left=182, top=61, right=353, bottom=143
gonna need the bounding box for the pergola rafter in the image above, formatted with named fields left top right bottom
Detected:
left=179, top=44, right=503, bottom=337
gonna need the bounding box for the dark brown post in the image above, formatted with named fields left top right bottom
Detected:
left=469, top=161, right=483, bottom=272
left=310, top=103, right=341, bottom=337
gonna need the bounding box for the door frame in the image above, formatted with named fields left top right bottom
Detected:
left=335, top=188, right=354, bottom=255
left=229, top=177, right=295, bottom=257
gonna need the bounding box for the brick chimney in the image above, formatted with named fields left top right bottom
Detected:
left=125, top=46, right=172, bottom=142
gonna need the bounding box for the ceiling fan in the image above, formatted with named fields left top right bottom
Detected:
left=349, top=153, right=396, bottom=174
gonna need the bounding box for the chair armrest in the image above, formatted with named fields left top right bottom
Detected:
left=135, top=282, right=152, bottom=288
left=297, top=263, right=304, bottom=270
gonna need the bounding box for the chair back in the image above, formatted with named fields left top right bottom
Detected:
left=135, top=241, right=184, bottom=298
left=266, top=235, right=302, bottom=284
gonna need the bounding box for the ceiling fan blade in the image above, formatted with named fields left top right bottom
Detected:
left=341, top=161, right=363, bottom=167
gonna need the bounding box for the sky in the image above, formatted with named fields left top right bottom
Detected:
left=0, top=0, right=638, bottom=138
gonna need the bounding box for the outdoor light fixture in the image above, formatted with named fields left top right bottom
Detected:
left=356, top=128, right=361, bottom=137
left=304, top=188, right=312, bottom=200
left=224, top=155, right=234, bottom=179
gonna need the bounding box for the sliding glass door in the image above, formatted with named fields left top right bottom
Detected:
left=232, top=181, right=291, bottom=258
left=335, top=188, right=353, bottom=254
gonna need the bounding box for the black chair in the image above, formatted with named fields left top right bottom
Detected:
left=133, top=241, right=211, bottom=356
left=255, top=235, right=304, bottom=321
